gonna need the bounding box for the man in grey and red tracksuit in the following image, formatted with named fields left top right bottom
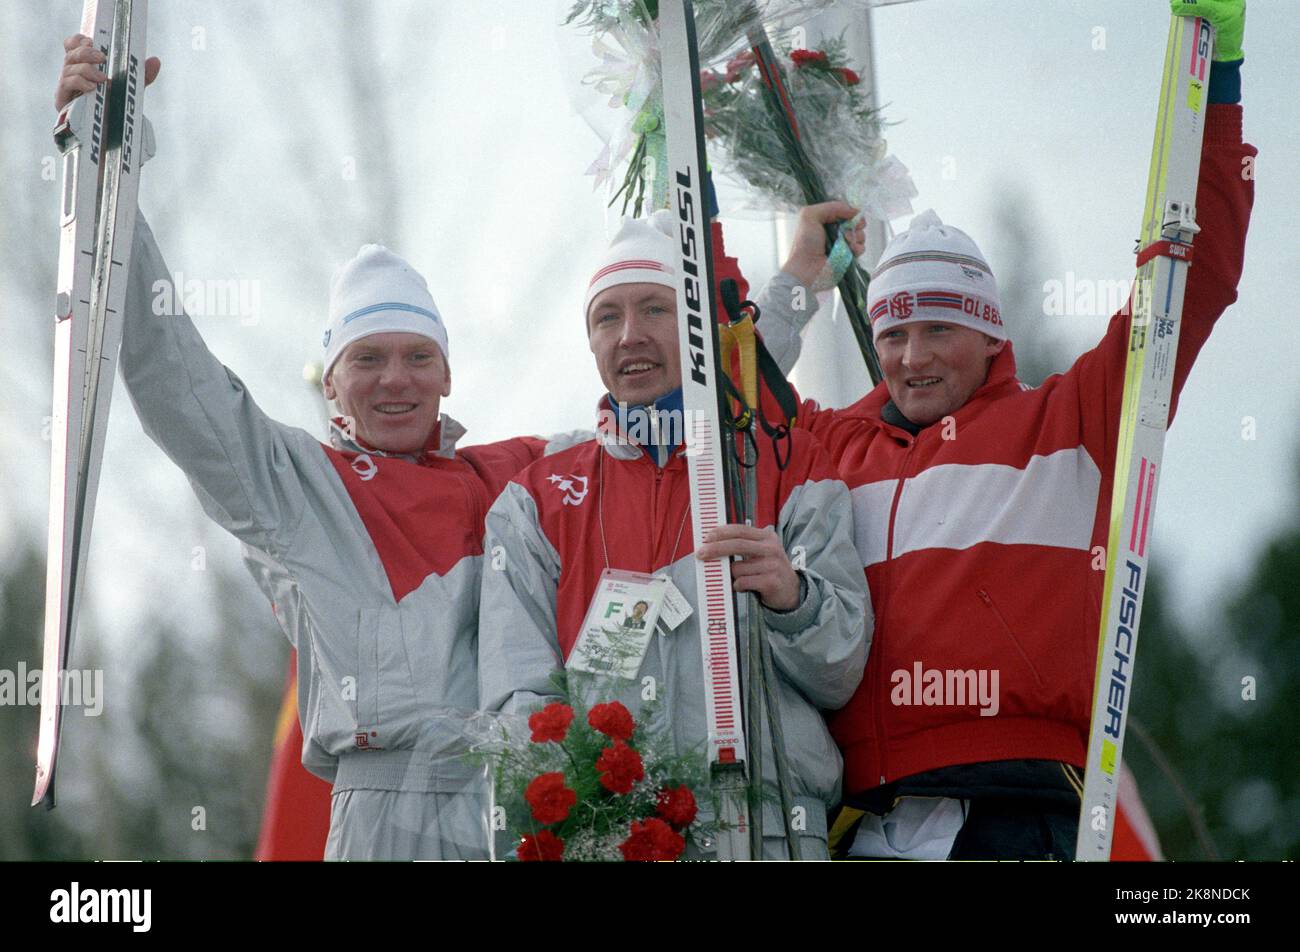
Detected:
left=753, top=1, right=1255, bottom=860
left=478, top=212, right=870, bottom=859
left=58, top=37, right=561, bottom=861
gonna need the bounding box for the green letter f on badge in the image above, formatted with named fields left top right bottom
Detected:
left=604, top=601, right=625, bottom=619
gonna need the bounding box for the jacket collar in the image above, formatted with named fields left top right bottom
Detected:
left=595, top=388, right=686, bottom=468
left=327, top=412, right=467, bottom=464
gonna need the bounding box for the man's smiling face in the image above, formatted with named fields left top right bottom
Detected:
left=876, top=321, right=1004, bottom=426
left=587, top=283, right=682, bottom=406
left=324, top=332, right=450, bottom=453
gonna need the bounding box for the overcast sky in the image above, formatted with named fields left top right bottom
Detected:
left=0, top=0, right=1295, bottom=661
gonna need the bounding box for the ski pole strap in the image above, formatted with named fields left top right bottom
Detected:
left=1135, top=238, right=1194, bottom=268
left=718, top=278, right=797, bottom=469
left=753, top=321, right=799, bottom=432
left=741, top=334, right=796, bottom=472
left=718, top=319, right=760, bottom=410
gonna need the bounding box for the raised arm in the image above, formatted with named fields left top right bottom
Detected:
left=58, top=33, right=308, bottom=557
left=752, top=201, right=865, bottom=376
left=121, top=215, right=309, bottom=557
left=1073, top=91, right=1255, bottom=470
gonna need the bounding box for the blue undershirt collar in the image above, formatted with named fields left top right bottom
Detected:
left=603, top=386, right=685, bottom=468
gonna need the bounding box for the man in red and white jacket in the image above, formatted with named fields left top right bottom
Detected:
left=755, top=8, right=1255, bottom=859
left=478, top=212, right=870, bottom=859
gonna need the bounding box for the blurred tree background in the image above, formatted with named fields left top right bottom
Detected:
left=0, top=529, right=285, bottom=860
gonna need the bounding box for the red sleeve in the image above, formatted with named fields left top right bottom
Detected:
left=1169, top=104, right=1256, bottom=420
left=1073, top=103, right=1255, bottom=470
left=461, top=436, right=548, bottom=499
left=710, top=220, right=750, bottom=319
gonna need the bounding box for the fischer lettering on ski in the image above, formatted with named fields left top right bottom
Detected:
left=1076, top=13, right=1211, bottom=860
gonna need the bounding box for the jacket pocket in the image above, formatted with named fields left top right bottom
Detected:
left=976, top=588, right=1045, bottom=690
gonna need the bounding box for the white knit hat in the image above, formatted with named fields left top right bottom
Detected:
left=583, top=209, right=677, bottom=323
left=867, top=209, right=1006, bottom=342
left=322, top=244, right=448, bottom=379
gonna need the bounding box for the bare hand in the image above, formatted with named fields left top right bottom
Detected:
left=780, top=200, right=867, bottom=289
left=695, top=524, right=802, bottom=612
left=57, top=33, right=160, bottom=112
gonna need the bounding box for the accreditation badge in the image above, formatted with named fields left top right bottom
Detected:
left=568, top=569, right=667, bottom=680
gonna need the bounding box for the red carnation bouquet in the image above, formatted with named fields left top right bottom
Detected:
left=477, top=694, right=721, bottom=862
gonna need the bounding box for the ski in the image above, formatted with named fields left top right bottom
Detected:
left=1076, top=13, right=1213, bottom=860
left=35, top=0, right=150, bottom=808
left=659, top=0, right=754, bottom=860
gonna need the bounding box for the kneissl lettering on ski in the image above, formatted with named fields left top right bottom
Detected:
left=660, top=0, right=752, bottom=860
left=36, top=0, right=151, bottom=809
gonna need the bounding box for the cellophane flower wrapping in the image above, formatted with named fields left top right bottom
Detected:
left=564, top=1, right=916, bottom=220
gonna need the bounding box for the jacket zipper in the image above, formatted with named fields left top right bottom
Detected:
left=976, top=588, right=1045, bottom=689
left=651, top=457, right=663, bottom=558
left=874, top=436, right=916, bottom=785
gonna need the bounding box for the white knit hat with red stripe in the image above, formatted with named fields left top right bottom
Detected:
left=584, top=209, right=677, bottom=324
left=867, top=209, right=1006, bottom=342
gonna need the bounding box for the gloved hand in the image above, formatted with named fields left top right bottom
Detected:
left=1170, top=0, right=1245, bottom=63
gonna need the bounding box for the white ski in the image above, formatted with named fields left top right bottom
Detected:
left=35, top=0, right=150, bottom=808
left=659, top=0, right=752, bottom=860
left=1076, top=13, right=1214, bottom=860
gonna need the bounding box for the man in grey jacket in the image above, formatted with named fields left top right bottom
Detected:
left=57, top=36, right=551, bottom=860
left=478, top=213, right=871, bottom=859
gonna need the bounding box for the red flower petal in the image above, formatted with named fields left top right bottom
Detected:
left=790, top=49, right=829, bottom=69
left=620, top=818, right=685, bottom=861
left=524, top=772, right=577, bottom=825
left=655, top=785, right=699, bottom=829
left=595, top=741, right=644, bottom=795
left=518, top=829, right=565, bottom=862
left=528, top=703, right=574, bottom=744
left=587, top=701, right=635, bottom=742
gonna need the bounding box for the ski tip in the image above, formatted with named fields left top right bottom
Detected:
left=32, top=767, right=56, bottom=809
